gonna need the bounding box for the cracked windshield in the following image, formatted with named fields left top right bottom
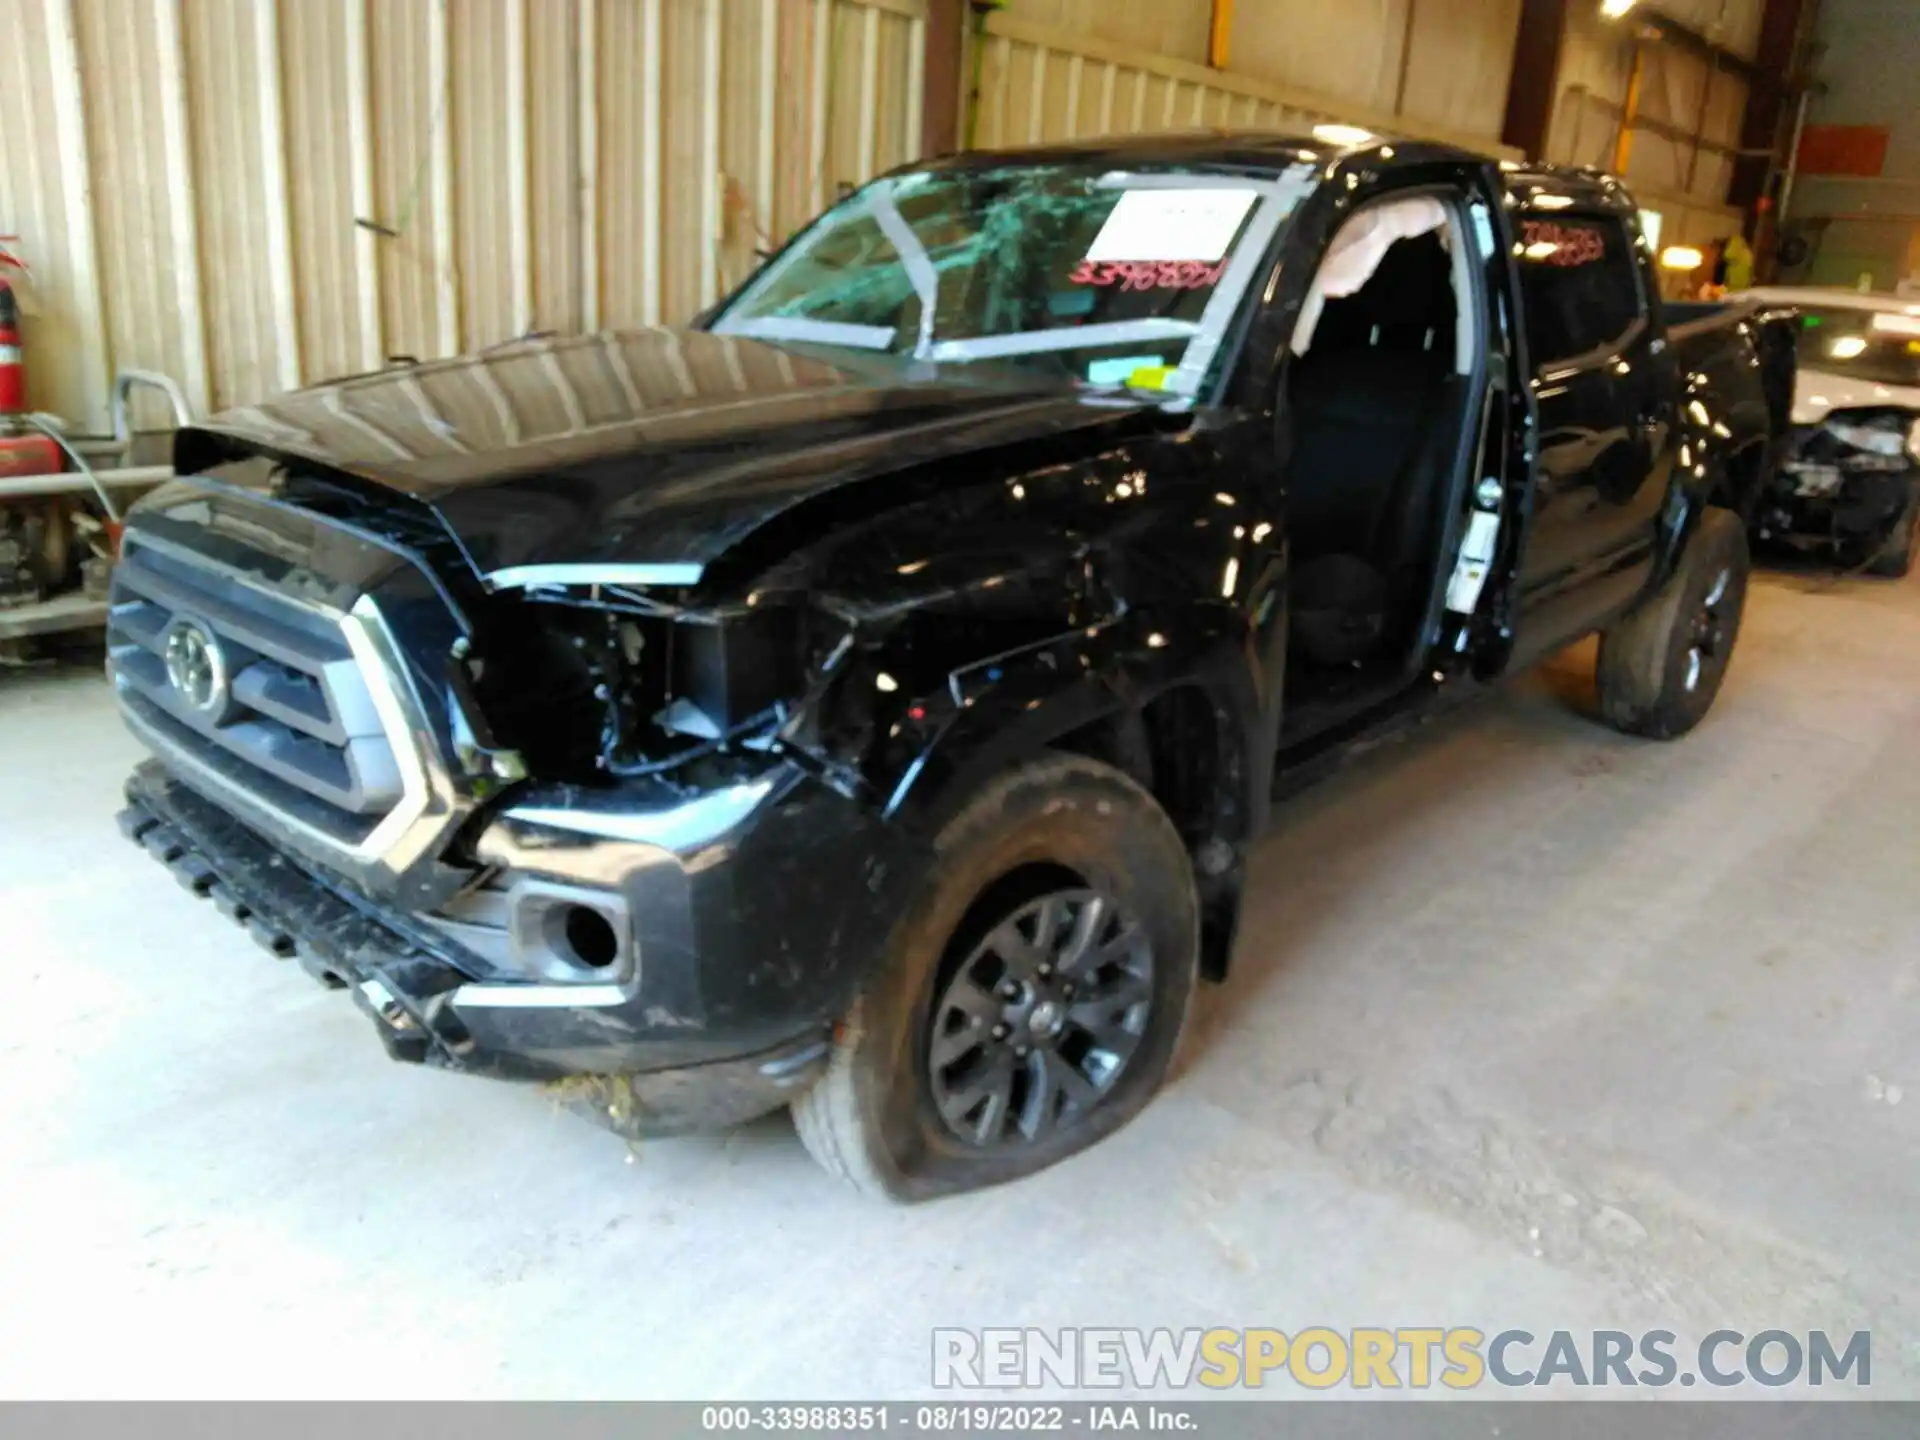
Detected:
left=712, top=163, right=1315, bottom=396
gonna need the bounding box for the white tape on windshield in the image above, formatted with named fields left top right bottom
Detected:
left=865, top=184, right=940, bottom=358
left=927, top=318, right=1197, bottom=363
left=721, top=316, right=897, bottom=350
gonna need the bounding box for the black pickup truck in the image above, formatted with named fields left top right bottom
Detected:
left=111, top=134, right=1795, bottom=1199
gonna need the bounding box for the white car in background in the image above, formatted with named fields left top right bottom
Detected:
left=1744, top=286, right=1920, bottom=575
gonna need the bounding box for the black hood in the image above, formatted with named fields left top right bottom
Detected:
left=175, top=329, right=1167, bottom=585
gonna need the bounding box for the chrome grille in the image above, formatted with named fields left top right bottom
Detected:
left=108, top=535, right=402, bottom=847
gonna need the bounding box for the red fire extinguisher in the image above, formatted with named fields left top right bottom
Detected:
left=0, top=236, right=25, bottom=417
left=0, top=238, right=66, bottom=481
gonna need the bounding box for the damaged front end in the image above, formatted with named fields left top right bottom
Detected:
left=109, top=479, right=1122, bottom=1141
left=1759, top=408, right=1920, bottom=562
left=481, top=573, right=864, bottom=802
left=108, top=493, right=958, bottom=1139
left=470, top=500, right=1121, bottom=822
left=110, top=331, right=1154, bottom=1136
left=416, top=518, right=1127, bottom=1090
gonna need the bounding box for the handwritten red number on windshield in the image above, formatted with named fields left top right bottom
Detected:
left=1070, top=259, right=1228, bottom=290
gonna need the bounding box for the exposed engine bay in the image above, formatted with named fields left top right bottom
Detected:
left=484, top=582, right=819, bottom=788
left=453, top=526, right=1108, bottom=811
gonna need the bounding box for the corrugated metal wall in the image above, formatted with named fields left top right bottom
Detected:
left=1226, top=0, right=1523, bottom=144
left=995, top=0, right=1524, bottom=151
left=1790, top=0, right=1920, bottom=289
left=1000, top=0, right=1210, bottom=64
left=976, top=6, right=1525, bottom=159
left=1546, top=0, right=1757, bottom=255
left=0, top=0, right=926, bottom=435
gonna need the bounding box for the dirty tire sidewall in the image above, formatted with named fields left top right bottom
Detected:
left=1868, top=495, right=1920, bottom=578
left=793, top=753, right=1199, bottom=1202
left=1597, top=507, right=1749, bottom=740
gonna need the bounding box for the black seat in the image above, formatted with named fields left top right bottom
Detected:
left=1285, top=234, right=1459, bottom=670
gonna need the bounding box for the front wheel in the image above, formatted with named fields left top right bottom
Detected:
left=1867, top=496, right=1920, bottom=578
left=791, top=753, right=1199, bottom=1201
left=1596, top=506, right=1750, bottom=740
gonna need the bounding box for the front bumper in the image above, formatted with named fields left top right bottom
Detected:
left=117, top=762, right=836, bottom=1135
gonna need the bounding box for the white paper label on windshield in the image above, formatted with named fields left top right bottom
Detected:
left=1085, top=189, right=1260, bottom=263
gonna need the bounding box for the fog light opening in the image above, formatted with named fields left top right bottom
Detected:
left=552, top=903, right=620, bottom=970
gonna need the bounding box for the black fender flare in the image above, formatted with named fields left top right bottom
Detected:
left=1651, top=380, right=1766, bottom=586
left=866, top=607, right=1268, bottom=846
left=852, top=606, right=1270, bottom=982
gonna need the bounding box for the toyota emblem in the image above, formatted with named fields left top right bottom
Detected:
left=162, top=616, right=230, bottom=718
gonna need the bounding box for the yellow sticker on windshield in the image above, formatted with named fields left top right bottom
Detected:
left=1128, top=365, right=1176, bottom=391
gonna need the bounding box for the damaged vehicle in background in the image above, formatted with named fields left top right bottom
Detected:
left=1744, top=287, right=1920, bottom=576
left=110, top=134, right=1794, bottom=1200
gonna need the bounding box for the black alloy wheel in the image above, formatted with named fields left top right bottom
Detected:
left=791, top=752, right=1199, bottom=1200
left=1682, top=564, right=1734, bottom=695
left=926, top=889, right=1153, bottom=1147
left=1597, top=506, right=1749, bottom=740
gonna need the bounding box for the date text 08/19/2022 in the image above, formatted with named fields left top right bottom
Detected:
left=701, top=1405, right=1195, bottom=1433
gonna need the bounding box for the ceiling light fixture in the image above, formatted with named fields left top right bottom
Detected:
left=1311, top=123, right=1377, bottom=147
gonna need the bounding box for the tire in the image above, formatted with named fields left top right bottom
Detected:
left=791, top=753, right=1199, bottom=1201
left=1596, top=506, right=1750, bottom=740
left=1867, top=498, right=1919, bottom=578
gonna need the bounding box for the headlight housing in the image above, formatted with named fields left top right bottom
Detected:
left=1825, top=417, right=1910, bottom=458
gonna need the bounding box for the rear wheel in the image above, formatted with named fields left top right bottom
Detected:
left=1596, top=507, right=1750, bottom=740
left=791, top=753, right=1198, bottom=1201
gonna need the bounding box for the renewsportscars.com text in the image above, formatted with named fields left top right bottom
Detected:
left=931, top=1327, right=1871, bottom=1392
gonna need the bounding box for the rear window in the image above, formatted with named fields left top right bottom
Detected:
left=1515, top=216, right=1645, bottom=367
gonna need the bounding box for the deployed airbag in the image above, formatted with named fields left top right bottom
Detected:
left=1292, top=196, right=1451, bottom=356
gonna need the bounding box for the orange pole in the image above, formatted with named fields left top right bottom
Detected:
left=1209, top=0, right=1234, bottom=69
left=1613, top=42, right=1645, bottom=176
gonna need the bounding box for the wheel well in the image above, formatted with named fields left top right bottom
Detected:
left=1054, top=687, right=1220, bottom=849
left=1055, top=685, right=1237, bottom=980
left=1715, top=442, right=1766, bottom=523
left=1141, top=687, right=1224, bottom=858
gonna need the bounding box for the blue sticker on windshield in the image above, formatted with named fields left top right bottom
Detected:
left=1049, top=287, right=1097, bottom=318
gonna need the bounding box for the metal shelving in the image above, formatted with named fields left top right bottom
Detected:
left=0, top=371, right=188, bottom=646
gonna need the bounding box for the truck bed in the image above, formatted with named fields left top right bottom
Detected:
left=1665, top=296, right=1800, bottom=508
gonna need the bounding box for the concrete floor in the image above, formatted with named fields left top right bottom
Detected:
left=3, top=567, right=1918, bottom=1399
